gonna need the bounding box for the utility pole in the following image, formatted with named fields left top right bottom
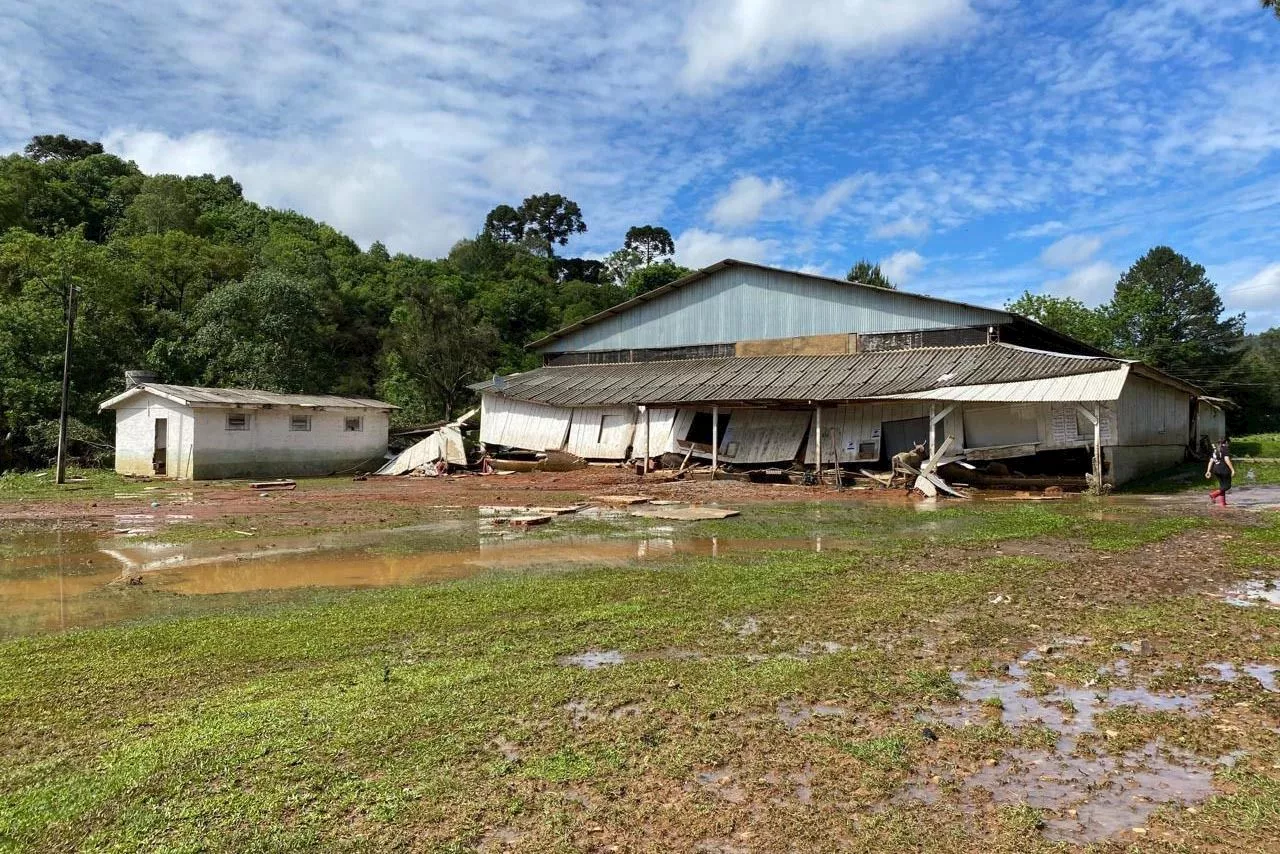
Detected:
left=54, top=283, right=77, bottom=485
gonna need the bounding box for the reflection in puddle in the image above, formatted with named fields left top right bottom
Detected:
left=558, top=650, right=626, bottom=670
left=906, top=644, right=1224, bottom=843
left=1221, top=579, right=1280, bottom=608
left=1204, top=661, right=1279, bottom=692
left=0, top=525, right=844, bottom=637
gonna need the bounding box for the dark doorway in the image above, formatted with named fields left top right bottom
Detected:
left=153, top=418, right=168, bottom=476
left=687, top=410, right=731, bottom=446
left=881, top=416, right=942, bottom=464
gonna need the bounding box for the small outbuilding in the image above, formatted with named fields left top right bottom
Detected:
left=99, top=378, right=396, bottom=480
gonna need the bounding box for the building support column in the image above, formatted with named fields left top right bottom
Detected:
left=815, top=406, right=823, bottom=482
left=1075, top=402, right=1104, bottom=488
left=928, top=404, right=954, bottom=461
left=711, top=405, right=719, bottom=480
left=640, top=405, right=649, bottom=476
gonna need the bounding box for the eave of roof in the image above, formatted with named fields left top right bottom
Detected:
left=472, top=343, right=1132, bottom=409
left=99, top=384, right=399, bottom=411
left=526, top=258, right=1015, bottom=352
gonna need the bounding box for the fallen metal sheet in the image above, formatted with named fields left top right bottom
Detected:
left=630, top=506, right=740, bottom=521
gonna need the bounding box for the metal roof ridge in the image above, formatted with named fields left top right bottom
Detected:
left=526, top=259, right=1014, bottom=350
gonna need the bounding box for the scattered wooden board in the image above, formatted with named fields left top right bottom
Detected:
left=592, top=495, right=653, bottom=506
left=630, top=506, right=740, bottom=521
left=250, top=480, right=296, bottom=491
left=489, top=514, right=554, bottom=528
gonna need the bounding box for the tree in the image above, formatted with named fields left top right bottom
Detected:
left=1006, top=292, right=1115, bottom=352
left=1265, top=0, right=1279, bottom=20
left=483, top=204, right=524, bottom=243
left=624, top=225, right=675, bottom=265
left=515, top=193, right=585, bottom=257
left=384, top=287, right=500, bottom=420
left=627, top=261, right=691, bottom=296
left=187, top=270, right=337, bottom=392
left=23, top=135, right=104, bottom=163
left=1107, top=247, right=1245, bottom=393
left=554, top=257, right=605, bottom=284
left=846, top=259, right=895, bottom=290
left=118, top=175, right=201, bottom=236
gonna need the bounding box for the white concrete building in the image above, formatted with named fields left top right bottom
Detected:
left=99, top=382, right=396, bottom=480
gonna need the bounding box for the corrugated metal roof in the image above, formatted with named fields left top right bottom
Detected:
left=473, top=344, right=1128, bottom=408
left=101, top=384, right=397, bottom=410
left=882, top=365, right=1131, bottom=403
left=529, top=259, right=1011, bottom=353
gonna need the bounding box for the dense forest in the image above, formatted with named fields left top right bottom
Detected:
left=0, top=135, right=1275, bottom=471
left=0, top=135, right=690, bottom=469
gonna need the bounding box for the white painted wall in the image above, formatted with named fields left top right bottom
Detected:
left=112, top=393, right=196, bottom=478
left=480, top=395, right=573, bottom=452
left=190, top=407, right=389, bottom=479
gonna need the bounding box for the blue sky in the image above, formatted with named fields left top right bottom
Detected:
left=5, top=0, right=1279, bottom=329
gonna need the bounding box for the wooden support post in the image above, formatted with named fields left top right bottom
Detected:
left=1075, top=403, right=1103, bottom=488
left=711, top=405, right=719, bottom=480
left=641, top=405, right=649, bottom=476
left=1093, top=403, right=1103, bottom=486
left=815, top=406, right=822, bottom=481
left=929, top=404, right=936, bottom=461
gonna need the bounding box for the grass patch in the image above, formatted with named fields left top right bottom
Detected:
left=1232, top=433, right=1280, bottom=458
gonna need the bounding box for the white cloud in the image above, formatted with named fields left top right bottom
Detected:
left=680, top=0, right=978, bottom=88
left=871, top=215, right=929, bottom=240
left=880, top=250, right=925, bottom=284
left=1040, top=234, right=1104, bottom=268
left=807, top=175, right=866, bottom=223
left=708, top=175, right=788, bottom=228
left=1043, top=261, right=1120, bottom=305
left=1226, top=262, right=1280, bottom=310
left=1010, top=221, right=1068, bottom=239
left=675, top=228, right=777, bottom=268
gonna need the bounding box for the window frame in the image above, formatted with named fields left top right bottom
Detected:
left=226, top=412, right=251, bottom=432
left=289, top=413, right=312, bottom=432
left=344, top=415, right=363, bottom=433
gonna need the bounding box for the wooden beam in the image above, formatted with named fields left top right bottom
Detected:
left=711, top=405, right=719, bottom=479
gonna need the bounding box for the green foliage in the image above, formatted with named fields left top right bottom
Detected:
left=623, top=225, right=675, bottom=265
left=383, top=286, right=500, bottom=419
left=1006, top=291, right=1114, bottom=351
left=0, top=135, right=660, bottom=466
left=1108, top=247, right=1246, bottom=395
left=1265, top=0, right=1279, bottom=21
left=627, top=260, right=691, bottom=296
left=847, top=259, right=895, bottom=290
left=187, top=270, right=337, bottom=392
left=482, top=193, right=586, bottom=258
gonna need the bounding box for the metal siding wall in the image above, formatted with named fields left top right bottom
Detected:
left=1114, top=375, right=1190, bottom=446
left=546, top=268, right=1007, bottom=353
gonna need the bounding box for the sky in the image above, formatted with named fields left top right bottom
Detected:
left=5, top=0, right=1280, bottom=329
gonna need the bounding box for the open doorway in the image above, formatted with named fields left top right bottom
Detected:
left=153, top=418, right=168, bottom=476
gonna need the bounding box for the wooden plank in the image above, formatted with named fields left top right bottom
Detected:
left=630, top=507, right=740, bottom=521
left=962, top=443, right=1039, bottom=461
left=591, top=495, right=654, bottom=505
left=250, top=480, right=295, bottom=490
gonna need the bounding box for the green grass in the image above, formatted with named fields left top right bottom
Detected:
left=1, top=497, right=1277, bottom=851
left=0, top=467, right=138, bottom=501
left=1232, top=433, right=1280, bottom=458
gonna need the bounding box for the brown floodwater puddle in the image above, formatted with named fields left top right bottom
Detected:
left=0, top=523, right=841, bottom=638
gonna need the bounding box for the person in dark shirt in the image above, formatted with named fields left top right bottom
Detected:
left=1205, top=440, right=1235, bottom=506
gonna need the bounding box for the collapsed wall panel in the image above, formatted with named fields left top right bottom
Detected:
left=717, top=409, right=812, bottom=464
left=635, top=408, right=678, bottom=458
left=480, top=394, right=572, bottom=452
left=566, top=406, right=637, bottom=459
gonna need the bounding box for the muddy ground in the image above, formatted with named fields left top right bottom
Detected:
left=2, top=471, right=1279, bottom=852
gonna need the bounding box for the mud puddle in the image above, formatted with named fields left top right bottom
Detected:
left=0, top=523, right=839, bottom=637
left=1219, top=578, right=1280, bottom=608
left=905, top=643, right=1226, bottom=843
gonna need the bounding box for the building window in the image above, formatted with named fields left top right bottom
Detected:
left=226, top=413, right=250, bottom=431
left=1075, top=410, right=1093, bottom=439
left=344, top=416, right=363, bottom=432
left=290, top=414, right=311, bottom=432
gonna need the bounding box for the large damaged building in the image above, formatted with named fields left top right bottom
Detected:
left=475, top=260, right=1225, bottom=485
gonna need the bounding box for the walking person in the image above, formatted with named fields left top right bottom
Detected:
left=1206, top=440, right=1235, bottom=507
